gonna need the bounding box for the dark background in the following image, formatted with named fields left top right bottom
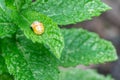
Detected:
left=65, top=0, right=120, bottom=80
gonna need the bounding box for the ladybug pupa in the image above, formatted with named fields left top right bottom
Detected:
left=31, top=21, right=44, bottom=35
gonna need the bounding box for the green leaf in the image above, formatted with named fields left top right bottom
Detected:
left=60, top=28, right=118, bottom=66
left=59, top=68, right=113, bottom=80
left=30, top=0, right=111, bottom=25
left=13, top=10, right=64, bottom=59
left=1, top=35, right=59, bottom=80
left=0, top=55, right=8, bottom=74
left=0, top=5, right=17, bottom=38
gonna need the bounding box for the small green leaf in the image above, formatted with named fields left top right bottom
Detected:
left=0, top=6, right=17, bottom=38
left=13, top=10, right=64, bottom=59
left=1, top=35, right=59, bottom=80
left=59, top=68, right=113, bottom=80
left=60, top=28, right=118, bottom=66
left=30, top=0, right=111, bottom=25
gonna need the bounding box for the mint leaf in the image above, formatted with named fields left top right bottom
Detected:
left=0, top=5, right=17, bottom=38
left=0, top=1, right=64, bottom=58
left=13, top=10, right=64, bottom=59
left=30, top=0, right=111, bottom=25
left=60, top=29, right=117, bottom=66
left=59, top=68, right=113, bottom=80
left=1, top=36, right=59, bottom=80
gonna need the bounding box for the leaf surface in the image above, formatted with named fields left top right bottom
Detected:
left=1, top=35, right=59, bottom=80
left=0, top=1, right=17, bottom=38
left=30, top=0, right=111, bottom=25
left=60, top=29, right=118, bottom=66
left=13, top=10, right=64, bottom=59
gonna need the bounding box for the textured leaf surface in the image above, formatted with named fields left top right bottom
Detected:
left=30, top=0, right=111, bottom=25
left=0, top=2, right=17, bottom=38
left=60, top=29, right=118, bottom=66
left=13, top=10, right=64, bottom=59
left=1, top=35, right=59, bottom=80
left=59, top=68, right=113, bottom=80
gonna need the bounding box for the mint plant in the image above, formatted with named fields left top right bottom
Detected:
left=0, top=0, right=118, bottom=80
